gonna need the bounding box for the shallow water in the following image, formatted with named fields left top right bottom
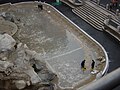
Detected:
left=0, top=3, right=104, bottom=89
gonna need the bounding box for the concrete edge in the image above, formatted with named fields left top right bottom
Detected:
left=4, top=21, right=18, bottom=36
left=0, top=3, right=11, bottom=6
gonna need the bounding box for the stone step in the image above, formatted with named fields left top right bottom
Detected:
left=76, top=6, right=104, bottom=25
left=72, top=1, right=109, bottom=30
left=104, top=27, right=120, bottom=42
left=73, top=7, right=103, bottom=29
left=75, top=8, right=104, bottom=26
left=77, top=8, right=102, bottom=28
left=77, top=3, right=107, bottom=22
left=86, top=1, right=111, bottom=16
left=76, top=6, right=105, bottom=23
left=73, top=9, right=102, bottom=30
left=84, top=3, right=107, bottom=20
left=85, top=2, right=107, bottom=18
left=111, top=19, right=120, bottom=26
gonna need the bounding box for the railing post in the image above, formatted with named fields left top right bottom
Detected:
left=116, top=9, right=119, bottom=16
left=97, top=0, right=100, bottom=5
left=104, top=19, right=109, bottom=25
left=104, top=15, right=111, bottom=25
left=117, top=25, right=120, bottom=32
left=106, top=4, right=109, bottom=10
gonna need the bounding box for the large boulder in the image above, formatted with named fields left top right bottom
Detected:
left=13, top=43, right=42, bottom=85
left=0, top=33, right=16, bottom=52
left=38, top=69, right=57, bottom=82
left=0, top=60, right=13, bottom=72
left=14, top=80, right=26, bottom=90
left=1, top=12, right=15, bottom=22
left=0, top=34, right=57, bottom=90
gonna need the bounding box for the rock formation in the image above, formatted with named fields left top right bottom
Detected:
left=0, top=33, right=57, bottom=90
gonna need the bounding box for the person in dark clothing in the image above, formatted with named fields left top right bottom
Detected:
left=112, top=0, right=118, bottom=7
left=14, top=43, right=18, bottom=49
left=81, top=60, right=86, bottom=71
left=38, top=4, right=43, bottom=10
left=32, top=64, right=40, bottom=72
left=115, top=0, right=118, bottom=7
left=109, top=2, right=113, bottom=11
left=91, top=60, right=95, bottom=70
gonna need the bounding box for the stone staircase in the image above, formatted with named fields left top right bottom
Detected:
left=72, top=1, right=108, bottom=31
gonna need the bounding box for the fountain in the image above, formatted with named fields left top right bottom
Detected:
left=0, top=1, right=108, bottom=90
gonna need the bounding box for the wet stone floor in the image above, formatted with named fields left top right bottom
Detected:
left=0, top=2, right=104, bottom=89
